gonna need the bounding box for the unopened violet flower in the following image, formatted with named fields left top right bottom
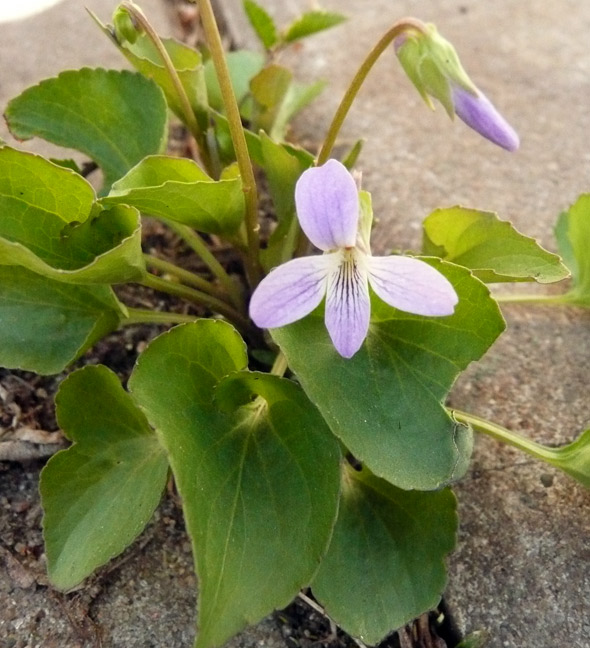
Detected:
left=249, top=160, right=458, bottom=359
left=395, top=22, right=519, bottom=151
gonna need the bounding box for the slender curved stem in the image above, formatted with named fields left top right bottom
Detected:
left=122, top=307, right=198, bottom=326
left=494, top=292, right=576, bottom=306
left=140, top=273, right=250, bottom=332
left=196, top=0, right=262, bottom=286
left=317, top=17, right=428, bottom=165
left=163, top=220, right=245, bottom=312
left=270, top=351, right=289, bottom=377
left=120, top=2, right=211, bottom=171
left=451, top=409, right=560, bottom=463
left=144, top=254, right=224, bottom=296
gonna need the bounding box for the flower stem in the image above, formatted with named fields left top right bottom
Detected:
left=494, top=292, right=576, bottom=306
left=317, top=17, right=428, bottom=165
left=163, top=220, right=245, bottom=312
left=195, top=0, right=262, bottom=286
left=451, top=409, right=558, bottom=462
left=122, top=307, right=198, bottom=326
left=144, top=253, right=224, bottom=297
left=121, top=2, right=212, bottom=172
left=140, top=272, right=250, bottom=332
left=270, top=351, right=289, bottom=377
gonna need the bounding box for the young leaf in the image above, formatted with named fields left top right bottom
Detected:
left=243, top=0, right=278, bottom=50
left=422, top=206, right=569, bottom=283
left=0, top=148, right=145, bottom=283
left=41, top=365, right=168, bottom=590
left=272, top=259, right=505, bottom=491
left=312, top=466, right=457, bottom=644
left=554, top=194, right=590, bottom=304
left=283, top=10, right=347, bottom=44
left=0, top=266, right=124, bottom=374
left=103, top=155, right=245, bottom=235
left=91, top=12, right=208, bottom=130
left=250, top=64, right=293, bottom=134
left=128, top=322, right=341, bottom=648
left=259, top=133, right=312, bottom=270
left=271, top=79, right=326, bottom=141
left=5, top=68, right=168, bottom=191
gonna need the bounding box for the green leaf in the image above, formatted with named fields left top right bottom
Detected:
left=204, top=50, right=265, bottom=116
left=40, top=365, right=168, bottom=590
left=103, top=155, right=245, bottom=235
left=313, top=466, right=457, bottom=644
left=0, top=148, right=145, bottom=283
left=128, top=322, right=341, bottom=648
left=272, top=259, right=505, bottom=490
left=270, top=79, right=326, bottom=141
left=243, top=0, right=278, bottom=50
left=422, top=206, right=569, bottom=283
left=0, top=266, right=124, bottom=374
left=91, top=12, right=208, bottom=130
left=554, top=194, right=590, bottom=304
left=5, top=68, right=168, bottom=192
left=259, top=133, right=312, bottom=269
left=283, top=10, right=347, bottom=44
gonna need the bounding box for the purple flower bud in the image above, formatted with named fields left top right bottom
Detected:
left=451, top=85, right=520, bottom=152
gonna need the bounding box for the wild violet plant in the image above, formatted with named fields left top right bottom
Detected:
left=1, top=1, right=590, bottom=646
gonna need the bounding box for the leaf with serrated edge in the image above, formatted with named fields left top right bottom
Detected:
left=41, top=365, right=168, bottom=590
left=283, top=10, right=347, bottom=43
left=272, top=259, right=505, bottom=490
left=0, top=148, right=145, bottom=283
left=313, top=465, right=457, bottom=644
left=422, top=206, right=568, bottom=283
left=5, top=68, right=168, bottom=191
left=103, top=156, right=245, bottom=235
left=243, top=0, right=278, bottom=50
left=0, top=266, right=124, bottom=374
left=128, top=321, right=341, bottom=648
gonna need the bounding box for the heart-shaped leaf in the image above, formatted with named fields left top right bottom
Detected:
left=272, top=259, right=504, bottom=490
left=40, top=365, right=168, bottom=590
left=0, top=266, right=125, bottom=374
left=422, top=206, right=568, bottom=283
left=128, top=321, right=341, bottom=648
left=0, top=148, right=145, bottom=283
left=312, top=465, right=457, bottom=644
left=5, top=68, right=168, bottom=191
left=91, top=12, right=208, bottom=130
left=103, top=155, right=245, bottom=235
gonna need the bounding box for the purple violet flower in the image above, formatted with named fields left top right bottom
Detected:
left=249, top=160, right=458, bottom=358
left=452, top=86, right=520, bottom=152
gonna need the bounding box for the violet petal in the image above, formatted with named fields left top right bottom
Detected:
left=249, top=255, right=334, bottom=329
left=367, top=255, right=458, bottom=316
left=325, top=251, right=370, bottom=358
left=452, top=85, right=520, bottom=151
left=295, top=159, right=359, bottom=251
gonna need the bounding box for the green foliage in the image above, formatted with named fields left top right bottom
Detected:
left=272, top=260, right=505, bottom=490
left=313, top=466, right=457, bottom=644
left=283, top=10, right=347, bottom=44
left=554, top=194, right=590, bottom=304
left=0, top=266, right=124, bottom=374
left=5, top=68, right=168, bottom=192
left=243, top=0, right=278, bottom=50
left=423, top=206, right=568, bottom=283
left=91, top=11, right=208, bottom=129
left=0, top=148, right=144, bottom=283
left=103, top=155, right=245, bottom=235
left=128, top=322, right=341, bottom=648
left=41, top=365, right=168, bottom=590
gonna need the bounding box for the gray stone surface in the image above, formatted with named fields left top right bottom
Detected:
left=221, top=0, right=590, bottom=646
